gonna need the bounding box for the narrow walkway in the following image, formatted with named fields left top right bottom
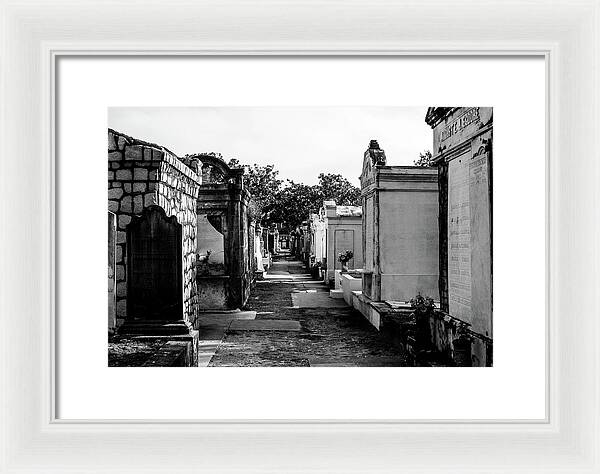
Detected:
left=202, top=254, right=407, bottom=367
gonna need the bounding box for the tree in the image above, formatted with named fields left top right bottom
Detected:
left=227, top=160, right=361, bottom=231
left=271, top=180, right=322, bottom=230
left=227, top=159, right=282, bottom=225
left=317, top=173, right=361, bottom=207
left=414, top=150, right=434, bottom=167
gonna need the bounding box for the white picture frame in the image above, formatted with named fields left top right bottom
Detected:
left=1, top=1, right=598, bottom=472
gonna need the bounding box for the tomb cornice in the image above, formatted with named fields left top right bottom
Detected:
left=424, top=107, right=461, bottom=128
left=109, top=128, right=200, bottom=183
left=431, top=122, right=493, bottom=164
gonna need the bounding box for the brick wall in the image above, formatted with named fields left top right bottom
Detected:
left=108, top=129, right=201, bottom=326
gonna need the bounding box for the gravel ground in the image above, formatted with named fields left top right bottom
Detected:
left=108, top=337, right=164, bottom=367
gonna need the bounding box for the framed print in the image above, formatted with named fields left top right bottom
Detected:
left=1, top=1, right=599, bottom=473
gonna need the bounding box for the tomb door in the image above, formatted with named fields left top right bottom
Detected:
left=127, top=205, right=183, bottom=321
left=334, top=229, right=355, bottom=269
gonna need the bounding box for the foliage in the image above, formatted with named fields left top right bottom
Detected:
left=228, top=159, right=361, bottom=231
left=338, top=250, right=354, bottom=264
left=228, top=158, right=283, bottom=224
left=271, top=180, right=322, bottom=229
left=317, top=173, right=361, bottom=207
left=413, top=150, right=434, bottom=168
left=409, top=293, right=435, bottom=315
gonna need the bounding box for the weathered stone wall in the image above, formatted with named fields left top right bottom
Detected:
left=437, top=161, right=449, bottom=312
left=108, top=129, right=201, bottom=327
left=425, top=107, right=493, bottom=367
left=108, top=211, right=116, bottom=332
left=155, top=153, right=200, bottom=324
left=308, top=212, right=326, bottom=273
left=192, top=154, right=256, bottom=311
left=360, top=151, right=439, bottom=303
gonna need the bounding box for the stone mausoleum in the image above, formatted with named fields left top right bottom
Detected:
left=353, top=140, right=439, bottom=329
left=426, top=107, right=493, bottom=367
left=108, top=129, right=201, bottom=338
left=307, top=201, right=363, bottom=286
left=181, top=153, right=257, bottom=310
left=108, top=129, right=256, bottom=365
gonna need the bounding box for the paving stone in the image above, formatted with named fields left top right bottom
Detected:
left=229, top=319, right=301, bottom=332
left=197, top=340, right=223, bottom=368
left=291, top=291, right=350, bottom=308
left=307, top=356, right=406, bottom=367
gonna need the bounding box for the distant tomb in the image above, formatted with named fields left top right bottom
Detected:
left=323, top=202, right=363, bottom=286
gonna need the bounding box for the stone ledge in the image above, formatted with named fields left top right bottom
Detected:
left=142, top=341, right=193, bottom=367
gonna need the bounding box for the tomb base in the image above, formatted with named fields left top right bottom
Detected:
left=351, top=291, right=492, bottom=366
left=119, top=331, right=200, bottom=367
left=118, top=319, right=194, bottom=336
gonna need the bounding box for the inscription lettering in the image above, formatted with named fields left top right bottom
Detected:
left=441, top=108, right=480, bottom=142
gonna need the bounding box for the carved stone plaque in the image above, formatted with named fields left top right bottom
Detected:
left=468, top=151, right=492, bottom=336
left=447, top=149, right=493, bottom=335
left=448, top=153, right=472, bottom=323
left=127, top=205, right=183, bottom=320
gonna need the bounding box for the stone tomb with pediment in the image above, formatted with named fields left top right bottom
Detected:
left=183, top=153, right=256, bottom=311
left=322, top=201, right=363, bottom=286
left=353, top=140, right=439, bottom=330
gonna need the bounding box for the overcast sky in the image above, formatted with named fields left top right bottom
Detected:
left=108, top=107, right=432, bottom=186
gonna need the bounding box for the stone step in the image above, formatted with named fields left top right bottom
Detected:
left=329, top=289, right=344, bottom=299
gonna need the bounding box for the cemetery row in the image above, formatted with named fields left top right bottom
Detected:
left=107, top=106, right=492, bottom=367
left=291, top=107, right=493, bottom=367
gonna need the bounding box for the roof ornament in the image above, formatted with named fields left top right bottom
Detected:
left=367, top=139, right=386, bottom=166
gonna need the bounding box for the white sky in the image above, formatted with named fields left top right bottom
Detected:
left=108, top=107, right=432, bottom=186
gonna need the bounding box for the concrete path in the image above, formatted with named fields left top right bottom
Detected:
left=195, top=310, right=256, bottom=367
left=198, top=255, right=407, bottom=367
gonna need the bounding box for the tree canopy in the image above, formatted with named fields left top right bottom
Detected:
left=228, top=159, right=361, bottom=231
left=414, top=150, right=434, bottom=167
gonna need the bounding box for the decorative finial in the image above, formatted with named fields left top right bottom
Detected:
left=367, top=139, right=386, bottom=166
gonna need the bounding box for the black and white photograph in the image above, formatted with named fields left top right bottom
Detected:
left=107, top=106, right=493, bottom=367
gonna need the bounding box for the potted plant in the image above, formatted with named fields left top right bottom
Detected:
left=410, top=293, right=435, bottom=352
left=310, top=260, right=322, bottom=279
left=337, top=250, right=354, bottom=273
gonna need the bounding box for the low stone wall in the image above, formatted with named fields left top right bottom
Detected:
left=418, top=311, right=493, bottom=367
left=379, top=310, right=417, bottom=366
left=108, top=129, right=201, bottom=327
left=109, top=332, right=200, bottom=367
left=142, top=340, right=198, bottom=367
left=340, top=273, right=362, bottom=306
left=351, top=292, right=491, bottom=366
